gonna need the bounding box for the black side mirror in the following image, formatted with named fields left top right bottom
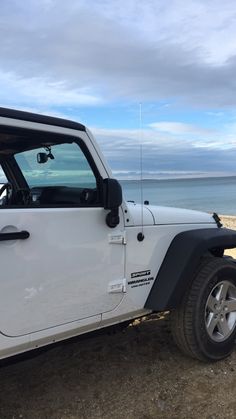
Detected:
left=103, top=178, right=122, bottom=209
left=103, top=178, right=122, bottom=228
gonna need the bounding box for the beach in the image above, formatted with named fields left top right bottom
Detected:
left=221, top=214, right=236, bottom=230
left=221, top=215, right=236, bottom=257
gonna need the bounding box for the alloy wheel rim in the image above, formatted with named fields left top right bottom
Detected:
left=205, top=280, right=236, bottom=342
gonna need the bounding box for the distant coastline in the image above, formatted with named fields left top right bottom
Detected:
left=115, top=172, right=236, bottom=181
left=119, top=175, right=236, bottom=182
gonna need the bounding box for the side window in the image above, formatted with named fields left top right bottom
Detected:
left=0, top=166, right=7, bottom=186
left=0, top=166, right=8, bottom=201
left=15, top=142, right=101, bottom=207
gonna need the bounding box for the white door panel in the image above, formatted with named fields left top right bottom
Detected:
left=0, top=207, right=124, bottom=336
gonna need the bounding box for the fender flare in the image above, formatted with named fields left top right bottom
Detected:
left=144, top=228, right=236, bottom=311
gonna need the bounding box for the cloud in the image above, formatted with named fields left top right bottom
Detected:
left=1, top=0, right=236, bottom=179
left=0, top=71, right=103, bottom=108
left=149, top=122, right=214, bottom=136
left=1, top=0, right=236, bottom=108
left=91, top=124, right=236, bottom=175
left=92, top=122, right=236, bottom=152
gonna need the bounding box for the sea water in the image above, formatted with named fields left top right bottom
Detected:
left=120, top=176, right=236, bottom=215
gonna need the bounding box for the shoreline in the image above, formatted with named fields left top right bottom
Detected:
left=220, top=215, right=236, bottom=257
left=220, top=214, right=236, bottom=228
left=118, top=174, right=236, bottom=181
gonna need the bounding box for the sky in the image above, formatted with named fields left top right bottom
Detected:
left=1, top=0, right=236, bottom=178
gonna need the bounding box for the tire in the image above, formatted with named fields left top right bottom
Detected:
left=170, top=257, right=236, bottom=361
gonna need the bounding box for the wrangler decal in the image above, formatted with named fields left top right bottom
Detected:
left=128, top=276, right=154, bottom=288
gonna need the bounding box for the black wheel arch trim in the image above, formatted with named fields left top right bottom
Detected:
left=144, top=228, right=236, bottom=312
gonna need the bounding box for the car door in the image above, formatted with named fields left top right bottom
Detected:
left=0, top=138, right=125, bottom=337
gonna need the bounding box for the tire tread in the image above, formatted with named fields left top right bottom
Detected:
left=171, top=257, right=236, bottom=361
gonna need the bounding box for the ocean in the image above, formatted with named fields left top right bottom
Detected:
left=120, top=176, right=236, bottom=215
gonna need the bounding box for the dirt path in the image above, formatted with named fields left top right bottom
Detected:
left=1, top=316, right=236, bottom=419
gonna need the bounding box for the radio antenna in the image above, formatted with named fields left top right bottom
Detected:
left=138, top=103, right=144, bottom=242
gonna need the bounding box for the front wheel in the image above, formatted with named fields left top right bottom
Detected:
left=171, top=257, right=236, bottom=361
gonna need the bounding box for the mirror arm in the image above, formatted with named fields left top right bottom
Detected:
left=106, top=208, right=120, bottom=228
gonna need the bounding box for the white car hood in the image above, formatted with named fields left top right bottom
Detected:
left=125, top=202, right=216, bottom=226
left=146, top=205, right=215, bottom=225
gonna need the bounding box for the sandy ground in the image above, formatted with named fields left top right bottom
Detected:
left=221, top=215, right=236, bottom=258
left=1, top=215, right=236, bottom=419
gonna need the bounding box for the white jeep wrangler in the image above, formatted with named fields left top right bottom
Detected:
left=0, top=107, right=236, bottom=362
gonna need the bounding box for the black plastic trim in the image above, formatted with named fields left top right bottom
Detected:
left=145, top=228, right=236, bottom=311
left=212, top=212, right=223, bottom=228
left=0, top=107, right=85, bottom=131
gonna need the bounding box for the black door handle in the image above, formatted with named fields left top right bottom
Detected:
left=0, top=230, right=30, bottom=241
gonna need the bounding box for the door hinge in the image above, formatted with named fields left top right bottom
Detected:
left=108, top=278, right=127, bottom=293
left=108, top=231, right=126, bottom=245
